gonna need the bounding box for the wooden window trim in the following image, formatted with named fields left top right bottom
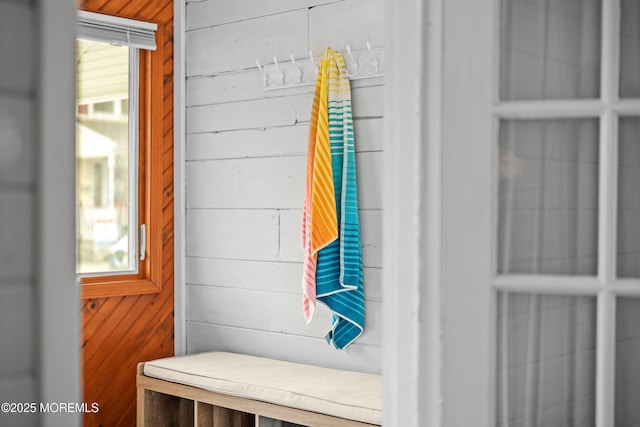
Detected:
left=81, top=26, right=166, bottom=300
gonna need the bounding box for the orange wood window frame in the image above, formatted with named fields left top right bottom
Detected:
left=81, top=28, right=166, bottom=300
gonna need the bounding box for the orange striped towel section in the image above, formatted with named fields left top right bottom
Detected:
left=301, top=52, right=338, bottom=323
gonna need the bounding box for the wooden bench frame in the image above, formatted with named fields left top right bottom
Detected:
left=137, top=363, right=380, bottom=427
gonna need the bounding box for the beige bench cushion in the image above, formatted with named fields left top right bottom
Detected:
left=143, top=352, right=381, bottom=425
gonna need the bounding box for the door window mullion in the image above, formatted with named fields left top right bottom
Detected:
left=596, top=0, right=620, bottom=425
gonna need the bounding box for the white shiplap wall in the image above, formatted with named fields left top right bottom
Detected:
left=184, top=0, right=384, bottom=374
left=0, top=1, right=38, bottom=426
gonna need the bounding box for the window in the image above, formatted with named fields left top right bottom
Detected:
left=76, top=11, right=162, bottom=297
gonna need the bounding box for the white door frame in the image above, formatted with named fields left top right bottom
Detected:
left=173, top=0, right=187, bottom=357
left=39, top=0, right=81, bottom=425
left=382, top=0, right=445, bottom=425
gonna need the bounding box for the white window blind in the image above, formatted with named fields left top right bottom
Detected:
left=77, top=10, right=157, bottom=51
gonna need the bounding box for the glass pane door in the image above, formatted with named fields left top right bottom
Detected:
left=496, top=293, right=597, bottom=427
left=495, top=0, right=640, bottom=426
left=500, top=0, right=601, bottom=100
left=442, top=0, right=640, bottom=425
left=498, top=119, right=599, bottom=275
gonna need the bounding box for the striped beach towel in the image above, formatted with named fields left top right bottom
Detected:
left=302, top=48, right=364, bottom=350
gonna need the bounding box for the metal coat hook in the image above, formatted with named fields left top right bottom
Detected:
left=290, top=53, right=303, bottom=84
left=366, top=41, right=379, bottom=74
left=344, top=44, right=358, bottom=78
left=273, top=56, right=285, bottom=85
left=307, top=51, right=320, bottom=82
left=255, top=58, right=268, bottom=87
left=255, top=45, right=383, bottom=90
left=308, top=51, right=319, bottom=71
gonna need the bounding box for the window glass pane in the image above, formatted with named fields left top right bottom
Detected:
left=617, top=118, right=640, bottom=278
left=76, top=40, right=133, bottom=274
left=620, top=0, right=640, bottom=98
left=615, top=297, right=640, bottom=426
left=498, top=119, right=598, bottom=275
left=496, top=292, right=596, bottom=427
left=500, top=0, right=601, bottom=100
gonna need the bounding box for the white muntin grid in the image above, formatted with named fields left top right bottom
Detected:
left=491, top=1, right=640, bottom=426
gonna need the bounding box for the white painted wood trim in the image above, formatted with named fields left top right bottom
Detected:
left=494, top=275, right=640, bottom=296
left=174, top=0, right=187, bottom=356
left=493, top=99, right=640, bottom=118
left=38, top=0, right=80, bottom=425
left=493, top=100, right=605, bottom=118
left=382, top=0, right=438, bottom=425
left=493, top=275, right=602, bottom=294
left=596, top=291, right=615, bottom=427
left=596, top=1, right=619, bottom=425
left=441, top=0, right=496, bottom=425
left=421, top=0, right=445, bottom=426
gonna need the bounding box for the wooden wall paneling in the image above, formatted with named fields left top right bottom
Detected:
left=183, top=0, right=384, bottom=376
left=114, top=0, right=150, bottom=18
left=308, top=0, right=384, bottom=53
left=83, top=297, right=147, bottom=387
left=185, top=322, right=382, bottom=374
left=86, top=292, right=173, bottom=394
left=119, top=0, right=164, bottom=20
left=186, top=209, right=280, bottom=260
left=83, top=290, right=173, bottom=425
left=81, top=0, right=111, bottom=12
left=82, top=296, right=142, bottom=368
left=154, top=3, right=174, bottom=23
left=186, top=285, right=383, bottom=346
left=79, top=0, right=174, bottom=425
left=351, top=118, right=385, bottom=152
left=186, top=96, right=310, bottom=134
left=184, top=119, right=380, bottom=162
left=186, top=157, right=306, bottom=209
left=358, top=210, right=384, bottom=267
left=186, top=86, right=383, bottom=134
left=185, top=68, right=381, bottom=107
left=115, top=312, right=174, bottom=425
left=186, top=10, right=308, bottom=77
left=185, top=257, right=381, bottom=303
left=350, top=86, right=385, bottom=118
left=108, top=296, right=175, bottom=424
left=277, top=209, right=304, bottom=262
left=181, top=150, right=385, bottom=212
left=186, top=0, right=342, bottom=31
left=354, top=152, right=385, bottom=210
left=186, top=257, right=302, bottom=293
left=81, top=296, right=124, bottom=344
left=186, top=125, right=309, bottom=161
left=277, top=209, right=383, bottom=268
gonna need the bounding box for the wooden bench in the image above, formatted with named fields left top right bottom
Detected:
left=137, top=352, right=381, bottom=427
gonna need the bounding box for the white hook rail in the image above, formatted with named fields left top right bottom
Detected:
left=255, top=43, right=384, bottom=90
